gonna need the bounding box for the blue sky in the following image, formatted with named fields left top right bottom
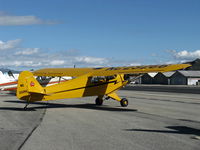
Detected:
left=0, top=0, right=200, bottom=70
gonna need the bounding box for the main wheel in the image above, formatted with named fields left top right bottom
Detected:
left=120, top=98, right=128, bottom=107
left=95, top=98, right=103, bottom=106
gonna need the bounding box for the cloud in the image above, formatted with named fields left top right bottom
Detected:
left=171, top=50, right=200, bottom=60
left=0, top=39, right=21, bottom=50
left=63, top=49, right=80, bottom=56
left=15, top=48, right=39, bottom=55
left=75, top=56, right=108, bottom=65
left=9, top=61, right=42, bottom=67
left=129, top=63, right=141, bottom=66
left=0, top=13, right=57, bottom=26
left=50, top=60, right=65, bottom=66
left=0, top=39, right=111, bottom=69
left=0, top=39, right=143, bottom=70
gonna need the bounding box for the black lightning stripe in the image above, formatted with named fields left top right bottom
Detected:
left=50, top=80, right=118, bottom=95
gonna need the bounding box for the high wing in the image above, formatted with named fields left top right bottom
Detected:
left=33, top=64, right=191, bottom=77
left=33, top=68, right=95, bottom=77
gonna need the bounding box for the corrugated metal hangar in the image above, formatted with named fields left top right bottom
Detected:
left=170, top=71, right=200, bottom=85
left=140, top=59, right=200, bottom=85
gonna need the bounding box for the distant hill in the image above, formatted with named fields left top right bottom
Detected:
left=0, top=68, right=21, bottom=73
left=185, top=59, right=200, bottom=70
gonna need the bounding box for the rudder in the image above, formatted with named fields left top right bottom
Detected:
left=17, top=71, right=45, bottom=101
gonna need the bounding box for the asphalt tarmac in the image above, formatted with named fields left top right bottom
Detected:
left=0, top=90, right=200, bottom=150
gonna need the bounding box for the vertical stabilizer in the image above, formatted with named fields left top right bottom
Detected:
left=17, top=71, right=45, bottom=101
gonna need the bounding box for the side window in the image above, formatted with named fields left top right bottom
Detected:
left=91, top=76, right=116, bottom=83
left=91, top=76, right=106, bottom=83
left=106, top=75, right=116, bottom=81
left=36, top=76, right=52, bottom=82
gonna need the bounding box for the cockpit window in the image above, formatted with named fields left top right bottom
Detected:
left=36, top=76, right=52, bottom=82
left=91, top=76, right=106, bottom=83
left=91, top=75, right=116, bottom=83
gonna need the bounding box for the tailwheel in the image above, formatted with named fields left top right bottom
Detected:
left=120, top=98, right=128, bottom=107
left=95, top=97, right=103, bottom=106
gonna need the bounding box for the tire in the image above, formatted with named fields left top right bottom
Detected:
left=120, top=98, right=128, bottom=107
left=95, top=98, right=103, bottom=106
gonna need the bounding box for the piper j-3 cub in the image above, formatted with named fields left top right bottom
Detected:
left=17, top=64, right=190, bottom=109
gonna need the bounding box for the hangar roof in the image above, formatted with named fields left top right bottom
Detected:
left=148, top=73, right=157, bottom=77
left=163, top=72, right=175, bottom=77
left=178, top=71, right=200, bottom=77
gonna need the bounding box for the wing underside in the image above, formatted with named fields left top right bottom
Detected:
left=33, top=64, right=191, bottom=77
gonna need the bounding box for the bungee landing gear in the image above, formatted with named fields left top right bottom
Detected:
left=95, top=93, right=129, bottom=107
left=120, top=98, right=128, bottom=107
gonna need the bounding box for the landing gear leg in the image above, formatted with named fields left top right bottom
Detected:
left=24, top=102, right=30, bottom=110
left=24, top=96, right=31, bottom=110
left=107, top=92, right=129, bottom=107
left=95, top=97, right=103, bottom=106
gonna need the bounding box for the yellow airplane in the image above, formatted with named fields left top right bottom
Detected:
left=16, top=64, right=190, bottom=109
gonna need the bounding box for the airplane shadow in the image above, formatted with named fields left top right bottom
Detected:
left=124, top=126, right=200, bottom=136
left=2, top=100, right=137, bottom=112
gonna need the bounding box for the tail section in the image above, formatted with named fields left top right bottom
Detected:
left=17, top=71, right=45, bottom=101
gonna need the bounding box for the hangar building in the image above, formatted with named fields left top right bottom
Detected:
left=154, top=72, right=174, bottom=85
left=138, top=59, right=200, bottom=85
left=141, top=73, right=156, bottom=84
left=170, top=71, right=200, bottom=85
